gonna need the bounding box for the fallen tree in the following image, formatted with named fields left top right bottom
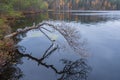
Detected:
left=5, top=21, right=87, bottom=56
left=3, top=21, right=90, bottom=80
left=4, top=22, right=58, bottom=42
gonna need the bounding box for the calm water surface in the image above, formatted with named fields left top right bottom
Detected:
left=11, top=11, right=120, bottom=80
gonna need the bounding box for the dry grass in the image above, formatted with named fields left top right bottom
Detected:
left=0, top=24, right=15, bottom=69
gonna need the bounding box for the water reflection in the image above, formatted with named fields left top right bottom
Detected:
left=59, top=59, right=91, bottom=80
left=15, top=21, right=91, bottom=80
left=8, top=10, right=120, bottom=80
left=10, top=13, right=49, bottom=32
left=10, top=11, right=120, bottom=30
left=17, top=45, right=91, bottom=80
left=49, top=11, right=120, bottom=23
left=44, top=21, right=87, bottom=55
left=0, top=65, right=23, bottom=80
left=0, top=55, right=23, bottom=80
left=16, top=21, right=87, bottom=56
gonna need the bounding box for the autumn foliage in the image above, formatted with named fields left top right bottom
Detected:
left=0, top=24, right=15, bottom=70
left=47, top=0, right=120, bottom=10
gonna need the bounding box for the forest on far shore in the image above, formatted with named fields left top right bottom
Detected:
left=0, top=0, right=120, bottom=23
left=47, top=0, right=120, bottom=10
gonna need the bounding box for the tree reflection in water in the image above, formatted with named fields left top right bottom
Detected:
left=15, top=21, right=91, bottom=80
left=58, top=59, right=91, bottom=80
left=0, top=66, right=23, bottom=80
left=17, top=44, right=91, bottom=80
left=0, top=55, right=23, bottom=80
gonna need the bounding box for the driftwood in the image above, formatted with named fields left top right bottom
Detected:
left=4, top=22, right=57, bottom=39
left=5, top=21, right=86, bottom=56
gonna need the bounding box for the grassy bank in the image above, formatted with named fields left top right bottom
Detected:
left=0, top=23, right=15, bottom=72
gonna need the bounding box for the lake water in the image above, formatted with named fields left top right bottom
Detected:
left=8, top=11, right=120, bottom=80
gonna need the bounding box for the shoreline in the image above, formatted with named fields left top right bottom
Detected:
left=0, top=24, right=16, bottom=73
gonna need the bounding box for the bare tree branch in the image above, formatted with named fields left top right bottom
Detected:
left=4, top=22, right=56, bottom=38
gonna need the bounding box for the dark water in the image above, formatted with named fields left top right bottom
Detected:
left=6, top=11, right=120, bottom=80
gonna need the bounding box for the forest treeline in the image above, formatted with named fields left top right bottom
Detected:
left=47, top=0, right=120, bottom=10
left=1, top=0, right=120, bottom=15
left=0, top=0, right=120, bottom=17
left=0, top=0, right=120, bottom=24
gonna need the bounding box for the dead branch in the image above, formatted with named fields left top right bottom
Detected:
left=16, top=44, right=64, bottom=74
left=4, top=22, right=57, bottom=39
left=5, top=21, right=86, bottom=56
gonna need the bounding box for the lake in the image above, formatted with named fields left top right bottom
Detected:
left=6, top=11, right=120, bottom=80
